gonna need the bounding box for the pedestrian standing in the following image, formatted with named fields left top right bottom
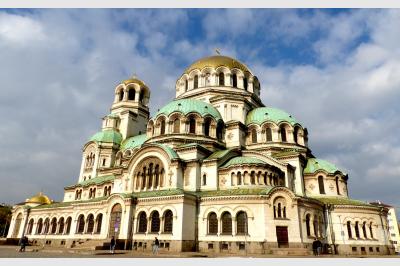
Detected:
left=152, top=237, right=159, bottom=255
left=316, top=239, right=322, bottom=256
left=18, top=236, right=26, bottom=252
left=312, top=238, right=318, bottom=256
left=110, top=236, right=116, bottom=254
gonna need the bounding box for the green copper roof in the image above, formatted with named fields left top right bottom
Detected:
left=154, top=99, right=222, bottom=120
left=221, top=156, right=267, bottom=168
left=304, top=158, right=344, bottom=175
left=206, top=149, right=233, bottom=160
left=90, top=129, right=122, bottom=144
left=120, top=134, right=148, bottom=151
left=309, top=196, right=374, bottom=207
left=65, top=175, right=115, bottom=189
left=246, top=107, right=299, bottom=126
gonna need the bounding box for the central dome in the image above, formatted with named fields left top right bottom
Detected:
left=184, top=55, right=252, bottom=75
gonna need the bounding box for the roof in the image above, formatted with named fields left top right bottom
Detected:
left=154, top=98, right=222, bottom=120
left=121, top=78, right=147, bottom=88
left=25, top=192, right=52, bottom=205
left=144, top=143, right=179, bottom=160
left=184, top=55, right=252, bottom=75
left=221, top=156, right=267, bottom=168
left=246, top=107, right=299, bottom=126
left=65, top=175, right=115, bottom=189
left=309, top=196, right=375, bottom=207
left=120, top=134, right=148, bottom=151
left=304, top=158, right=345, bottom=175
left=206, top=149, right=233, bottom=160
left=89, top=129, right=122, bottom=145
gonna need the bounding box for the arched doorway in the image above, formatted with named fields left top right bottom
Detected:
left=12, top=213, right=23, bottom=238
left=108, top=204, right=122, bottom=237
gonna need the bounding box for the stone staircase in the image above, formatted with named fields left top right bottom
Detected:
left=271, top=247, right=312, bottom=256
left=71, top=239, right=107, bottom=251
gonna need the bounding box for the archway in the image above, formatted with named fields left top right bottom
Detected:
left=108, top=203, right=122, bottom=237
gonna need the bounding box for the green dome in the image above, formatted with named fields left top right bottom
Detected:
left=304, top=158, right=344, bottom=175
left=154, top=99, right=222, bottom=120
left=246, top=107, right=299, bottom=126
left=120, top=134, right=148, bottom=150
left=221, top=156, right=267, bottom=168
left=90, top=129, right=122, bottom=144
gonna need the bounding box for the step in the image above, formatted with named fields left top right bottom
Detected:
left=271, top=247, right=312, bottom=256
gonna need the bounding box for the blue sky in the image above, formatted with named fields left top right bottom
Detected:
left=0, top=9, right=399, bottom=214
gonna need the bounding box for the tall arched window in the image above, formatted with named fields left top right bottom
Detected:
left=306, top=214, right=311, bottom=237
left=280, top=126, right=287, bottom=142
left=251, top=128, right=257, bottom=143
left=163, top=210, right=173, bottom=233
left=119, top=90, right=124, bottom=101
left=313, top=215, right=318, bottom=237
left=216, top=121, right=224, bottom=141
left=139, top=90, right=144, bottom=104
left=185, top=79, right=188, bottom=92
left=151, top=211, right=160, bottom=233
left=58, top=217, right=65, bottom=234
left=173, top=118, right=180, bottom=133
left=293, top=127, right=299, bottom=143
left=221, top=212, right=232, bottom=234
left=87, top=214, right=94, bottom=234
left=243, top=77, right=248, bottom=90
left=266, top=127, right=272, bottom=142
left=202, top=174, right=207, bottom=186
left=43, top=218, right=50, bottom=234
left=369, top=222, right=374, bottom=239
left=355, top=221, right=360, bottom=238
left=250, top=171, right=256, bottom=185
left=138, top=212, right=147, bottom=233
left=347, top=221, right=352, bottom=238
left=232, top=73, right=237, bottom=87
left=154, top=165, right=160, bottom=188
left=128, top=89, right=135, bottom=100
left=36, top=219, right=43, bottom=235
left=219, top=72, right=225, bottom=86
left=208, top=212, right=218, bottom=235
left=27, top=219, right=34, bottom=235
left=77, top=215, right=85, bottom=234
left=189, top=117, right=196, bottom=134
left=362, top=222, right=367, bottom=238
left=96, top=214, right=103, bottom=234
left=65, top=217, right=72, bottom=235
left=335, top=176, right=340, bottom=195
left=318, top=176, right=325, bottom=194
left=277, top=203, right=282, bottom=218
left=237, top=172, right=242, bottom=185
left=236, top=211, right=248, bottom=235
left=160, top=120, right=166, bottom=135
left=193, top=75, right=198, bottom=89
left=204, top=119, right=211, bottom=137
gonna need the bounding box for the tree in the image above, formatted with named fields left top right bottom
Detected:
left=0, top=204, right=12, bottom=237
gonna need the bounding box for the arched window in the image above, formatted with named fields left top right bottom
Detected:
left=369, top=222, right=374, bottom=239
left=362, top=222, right=367, bottom=238
left=208, top=212, right=218, bottom=235
left=306, top=214, right=311, bottom=237
left=138, top=212, right=147, bottom=233
left=216, top=121, right=224, bottom=141
left=189, top=117, right=196, bottom=134
left=250, top=171, right=256, bottom=185
left=221, top=212, right=232, bottom=234
left=77, top=215, right=85, bottom=234
left=335, top=176, right=340, bottom=195
left=293, top=127, right=299, bottom=144
left=154, top=165, right=160, bottom=188
left=139, top=90, right=144, bottom=104
left=313, top=215, right=318, bottom=237
left=27, top=219, right=34, bottom=235
left=347, top=221, right=352, bottom=238
left=193, top=75, right=198, bottom=89
left=243, top=77, right=248, bottom=90
left=36, top=219, right=43, bottom=235
left=65, top=217, right=72, bottom=235
left=96, top=214, right=103, bottom=234
left=160, top=120, right=166, bottom=135
left=163, top=210, right=173, bottom=233
left=202, top=174, right=207, bottom=185
left=58, top=217, right=65, bottom=234
left=185, top=79, right=188, bottom=92
left=119, top=90, right=124, bottom=101
left=43, top=218, right=50, bottom=234
left=87, top=214, right=94, bottom=234
left=280, top=126, right=287, bottom=142
left=283, top=207, right=286, bottom=218
left=128, top=89, right=135, bottom=100
left=277, top=203, right=282, bottom=218
left=204, top=119, right=211, bottom=137
left=104, top=187, right=108, bottom=197
left=232, top=73, right=237, bottom=87
left=236, top=211, right=248, bottom=235
left=219, top=72, right=225, bottom=86
left=318, top=176, right=325, bottom=194
left=251, top=128, right=257, bottom=143
left=355, top=221, right=360, bottom=238
left=151, top=211, right=160, bottom=233
left=173, top=118, right=180, bottom=133
left=108, top=204, right=122, bottom=236
left=266, top=127, right=272, bottom=142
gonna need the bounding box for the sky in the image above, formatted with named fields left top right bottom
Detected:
left=0, top=9, right=399, bottom=214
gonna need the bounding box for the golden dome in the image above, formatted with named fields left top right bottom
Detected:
left=184, top=55, right=252, bottom=75
left=26, top=192, right=52, bottom=205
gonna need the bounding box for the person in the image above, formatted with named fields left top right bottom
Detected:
left=316, top=239, right=322, bottom=256
left=312, top=238, right=318, bottom=256
left=152, top=237, right=159, bottom=255
left=110, top=236, right=116, bottom=254
left=18, top=236, right=27, bottom=252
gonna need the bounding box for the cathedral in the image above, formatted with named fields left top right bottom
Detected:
left=7, top=55, right=394, bottom=255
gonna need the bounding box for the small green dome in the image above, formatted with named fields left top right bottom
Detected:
left=246, top=107, right=299, bottom=126
left=154, top=99, right=222, bottom=120
left=304, top=158, right=344, bottom=175
left=221, top=156, right=267, bottom=168
left=120, top=134, right=148, bottom=150
left=90, top=129, right=122, bottom=144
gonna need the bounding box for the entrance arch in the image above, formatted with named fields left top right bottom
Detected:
left=108, top=203, right=122, bottom=237
left=12, top=213, right=23, bottom=238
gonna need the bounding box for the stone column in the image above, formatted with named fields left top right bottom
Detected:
left=232, top=217, right=236, bottom=236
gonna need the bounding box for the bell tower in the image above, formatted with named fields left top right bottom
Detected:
left=110, top=77, right=150, bottom=139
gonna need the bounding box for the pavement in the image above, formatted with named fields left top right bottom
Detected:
left=0, top=245, right=399, bottom=258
